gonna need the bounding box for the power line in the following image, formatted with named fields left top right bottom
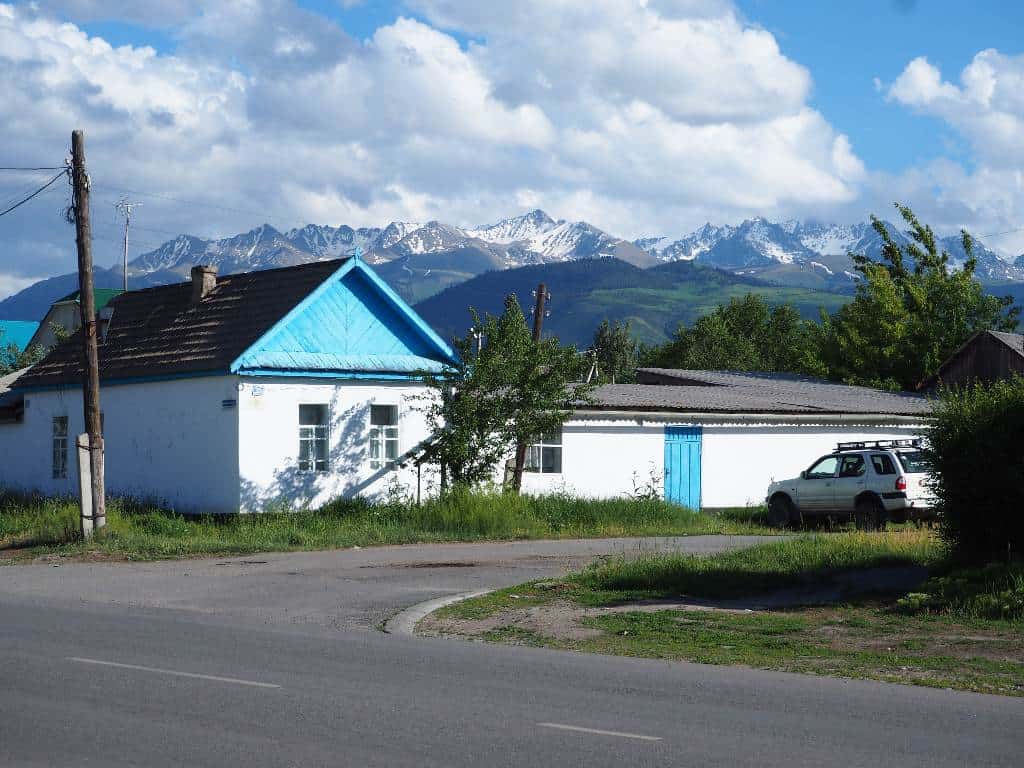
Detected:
left=0, top=170, right=66, bottom=219
left=975, top=225, right=1024, bottom=239
left=0, top=166, right=65, bottom=172
left=0, top=175, right=64, bottom=209
left=91, top=182, right=312, bottom=229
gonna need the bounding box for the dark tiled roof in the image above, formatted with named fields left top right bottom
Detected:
left=584, top=369, right=931, bottom=416
left=16, top=260, right=346, bottom=390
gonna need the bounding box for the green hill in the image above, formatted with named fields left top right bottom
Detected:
left=414, top=258, right=850, bottom=347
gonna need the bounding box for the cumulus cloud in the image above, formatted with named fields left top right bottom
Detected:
left=0, top=0, right=868, bottom=299
left=885, top=50, right=1024, bottom=255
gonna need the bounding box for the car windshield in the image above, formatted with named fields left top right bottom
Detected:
left=897, top=451, right=930, bottom=473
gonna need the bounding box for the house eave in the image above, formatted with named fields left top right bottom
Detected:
left=237, top=369, right=434, bottom=381
left=569, top=408, right=932, bottom=426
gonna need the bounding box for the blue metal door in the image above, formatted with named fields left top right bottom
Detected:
left=664, top=426, right=702, bottom=509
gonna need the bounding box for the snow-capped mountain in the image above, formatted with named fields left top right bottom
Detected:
left=2, top=208, right=1021, bottom=323
left=466, top=209, right=557, bottom=244
left=118, top=208, right=1024, bottom=290
left=636, top=218, right=1024, bottom=283
left=124, top=209, right=653, bottom=283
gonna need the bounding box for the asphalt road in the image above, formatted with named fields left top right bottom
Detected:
left=2, top=536, right=1021, bottom=767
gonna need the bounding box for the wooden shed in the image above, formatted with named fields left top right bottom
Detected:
left=919, top=330, right=1024, bottom=391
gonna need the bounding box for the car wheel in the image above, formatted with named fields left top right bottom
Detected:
left=768, top=495, right=794, bottom=528
left=854, top=497, right=885, bottom=531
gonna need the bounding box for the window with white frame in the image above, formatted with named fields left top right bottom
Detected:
left=52, top=416, right=68, bottom=479
left=525, top=429, right=562, bottom=474
left=298, top=404, right=330, bottom=472
left=369, top=404, right=399, bottom=469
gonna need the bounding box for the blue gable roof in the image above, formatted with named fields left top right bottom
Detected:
left=231, top=257, right=458, bottom=377
left=0, top=321, right=40, bottom=353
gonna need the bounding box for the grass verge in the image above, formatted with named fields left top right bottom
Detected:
left=422, top=531, right=1024, bottom=697
left=0, top=488, right=770, bottom=562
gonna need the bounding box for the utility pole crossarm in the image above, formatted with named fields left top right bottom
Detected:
left=115, top=198, right=142, bottom=292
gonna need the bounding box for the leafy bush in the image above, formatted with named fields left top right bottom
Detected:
left=928, top=377, right=1024, bottom=563
left=896, top=563, right=1024, bottom=621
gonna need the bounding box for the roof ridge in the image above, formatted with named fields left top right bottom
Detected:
left=112, top=258, right=349, bottom=298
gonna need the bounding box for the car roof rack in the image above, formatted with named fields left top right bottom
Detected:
left=835, top=439, right=922, bottom=452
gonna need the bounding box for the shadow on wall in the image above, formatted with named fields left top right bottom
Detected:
left=238, top=392, right=428, bottom=513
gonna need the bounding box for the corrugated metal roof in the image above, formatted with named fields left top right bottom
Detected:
left=0, top=367, right=29, bottom=418
left=54, top=288, right=123, bottom=311
left=988, top=330, right=1024, bottom=357
left=585, top=369, right=931, bottom=416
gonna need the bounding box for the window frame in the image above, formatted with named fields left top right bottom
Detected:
left=838, top=454, right=866, bottom=478
left=896, top=450, right=931, bottom=474
left=524, top=429, right=563, bottom=475
left=297, top=403, right=330, bottom=474
left=870, top=453, right=897, bottom=476
left=369, top=403, right=400, bottom=470
left=805, top=455, right=839, bottom=480
left=52, top=415, right=68, bottom=480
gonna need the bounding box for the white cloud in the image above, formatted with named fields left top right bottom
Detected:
left=885, top=50, right=1024, bottom=256
left=0, top=272, right=43, bottom=301
left=0, top=0, right=871, bottom=298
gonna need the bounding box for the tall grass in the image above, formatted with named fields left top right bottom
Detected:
left=576, top=530, right=945, bottom=599
left=897, top=562, right=1024, bottom=622
left=0, top=488, right=768, bottom=560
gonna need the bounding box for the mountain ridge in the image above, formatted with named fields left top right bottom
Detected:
left=2, top=209, right=1021, bottom=321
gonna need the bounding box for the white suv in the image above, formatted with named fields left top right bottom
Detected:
left=765, top=440, right=935, bottom=530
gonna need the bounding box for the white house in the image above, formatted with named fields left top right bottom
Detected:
left=519, top=369, right=932, bottom=508
left=0, top=257, right=458, bottom=513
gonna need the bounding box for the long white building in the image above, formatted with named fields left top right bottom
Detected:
left=520, top=369, right=931, bottom=509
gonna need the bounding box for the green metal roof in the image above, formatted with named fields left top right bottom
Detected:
left=55, top=288, right=123, bottom=311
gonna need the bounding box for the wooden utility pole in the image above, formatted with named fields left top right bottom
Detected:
left=71, top=129, right=105, bottom=535
left=511, top=283, right=549, bottom=492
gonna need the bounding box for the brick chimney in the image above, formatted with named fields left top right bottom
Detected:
left=191, top=265, right=217, bottom=303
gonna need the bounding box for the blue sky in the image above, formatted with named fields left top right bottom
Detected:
left=737, top=0, right=1024, bottom=173
left=1, top=0, right=1022, bottom=296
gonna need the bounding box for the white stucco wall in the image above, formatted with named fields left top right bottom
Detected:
left=519, top=420, right=665, bottom=498
left=236, top=377, right=438, bottom=512
left=519, top=415, right=926, bottom=508
left=0, top=376, right=240, bottom=512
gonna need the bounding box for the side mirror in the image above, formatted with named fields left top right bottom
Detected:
left=800, top=470, right=807, bottom=479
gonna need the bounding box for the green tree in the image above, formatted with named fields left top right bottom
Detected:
left=420, top=295, right=591, bottom=490
left=0, top=339, right=44, bottom=375
left=0, top=321, right=65, bottom=375
left=588, top=319, right=637, bottom=383
left=815, top=204, right=1018, bottom=390
left=642, top=294, right=819, bottom=373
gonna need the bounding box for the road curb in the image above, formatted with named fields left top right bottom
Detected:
left=383, top=588, right=496, bottom=636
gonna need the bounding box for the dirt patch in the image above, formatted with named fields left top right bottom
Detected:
left=420, top=598, right=604, bottom=642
